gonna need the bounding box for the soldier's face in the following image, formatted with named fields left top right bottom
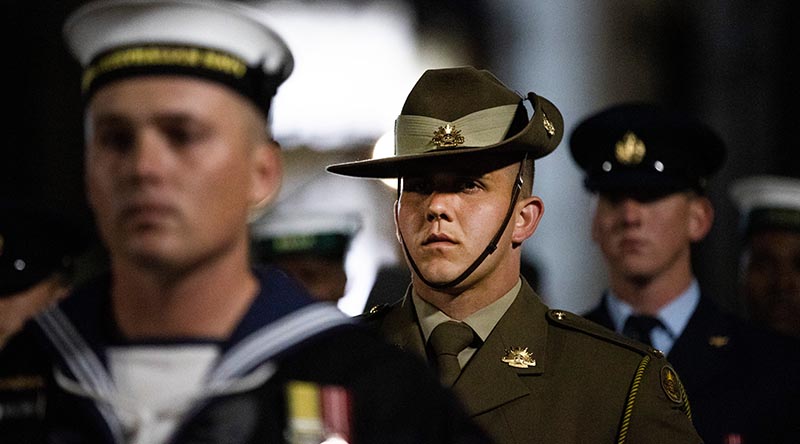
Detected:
left=84, top=76, right=281, bottom=272
left=591, top=191, right=711, bottom=283
left=395, top=162, right=541, bottom=292
left=742, top=229, right=800, bottom=338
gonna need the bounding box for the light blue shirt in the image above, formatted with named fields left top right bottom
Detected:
left=605, top=279, right=700, bottom=355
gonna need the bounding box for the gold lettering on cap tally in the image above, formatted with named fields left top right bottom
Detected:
left=502, top=347, right=536, bottom=368
left=82, top=46, right=248, bottom=92
left=614, top=131, right=646, bottom=165
left=431, top=124, right=465, bottom=148
left=543, top=113, right=556, bottom=137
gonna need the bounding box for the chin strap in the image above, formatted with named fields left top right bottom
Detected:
left=398, top=155, right=527, bottom=290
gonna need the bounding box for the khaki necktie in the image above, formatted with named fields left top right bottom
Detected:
left=428, top=321, right=475, bottom=387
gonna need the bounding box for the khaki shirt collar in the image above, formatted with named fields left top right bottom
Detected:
left=413, top=278, right=522, bottom=344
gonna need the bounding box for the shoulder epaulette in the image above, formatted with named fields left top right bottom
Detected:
left=367, top=303, right=393, bottom=316
left=546, top=310, right=693, bottom=430
left=545, top=309, right=666, bottom=359
left=355, top=303, right=393, bottom=327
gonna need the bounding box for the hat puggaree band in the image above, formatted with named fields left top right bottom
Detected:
left=395, top=104, right=518, bottom=154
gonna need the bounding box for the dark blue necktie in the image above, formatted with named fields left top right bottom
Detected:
left=622, top=315, right=663, bottom=347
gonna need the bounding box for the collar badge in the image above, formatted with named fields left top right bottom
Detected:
left=431, top=124, right=465, bottom=148
left=502, top=347, right=536, bottom=368
left=708, top=335, right=730, bottom=348
left=614, top=131, right=646, bottom=165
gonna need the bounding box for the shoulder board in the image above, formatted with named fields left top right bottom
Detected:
left=365, top=303, right=392, bottom=317
left=545, top=309, right=667, bottom=359
left=355, top=303, right=394, bottom=326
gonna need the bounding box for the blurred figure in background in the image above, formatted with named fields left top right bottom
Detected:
left=730, top=175, right=800, bottom=339
left=0, top=200, right=87, bottom=442
left=570, top=102, right=800, bottom=444
left=251, top=211, right=361, bottom=302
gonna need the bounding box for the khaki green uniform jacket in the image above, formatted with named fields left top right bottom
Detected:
left=366, top=280, right=702, bottom=444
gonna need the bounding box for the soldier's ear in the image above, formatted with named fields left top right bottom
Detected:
left=688, top=195, right=714, bottom=242
left=512, top=196, right=544, bottom=245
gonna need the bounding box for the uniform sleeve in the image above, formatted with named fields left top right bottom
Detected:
left=622, top=354, right=703, bottom=444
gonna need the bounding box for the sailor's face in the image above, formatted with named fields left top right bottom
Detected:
left=85, top=76, right=279, bottom=271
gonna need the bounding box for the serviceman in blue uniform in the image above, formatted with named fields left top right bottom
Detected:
left=32, top=1, right=491, bottom=443
left=328, top=67, right=702, bottom=444
left=570, top=102, right=800, bottom=444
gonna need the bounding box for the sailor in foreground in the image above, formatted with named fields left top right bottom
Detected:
left=328, top=67, right=702, bottom=444
left=34, top=1, right=491, bottom=443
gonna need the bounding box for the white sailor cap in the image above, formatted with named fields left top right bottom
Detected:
left=251, top=211, right=362, bottom=261
left=63, top=0, right=294, bottom=117
left=729, top=175, right=800, bottom=235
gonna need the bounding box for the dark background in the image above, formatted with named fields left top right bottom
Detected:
left=3, top=1, right=89, bottom=228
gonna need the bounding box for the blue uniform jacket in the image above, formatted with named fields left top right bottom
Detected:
left=585, top=294, right=800, bottom=444
left=34, top=266, right=490, bottom=444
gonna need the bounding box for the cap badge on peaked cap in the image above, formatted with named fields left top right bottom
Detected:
left=614, top=131, right=646, bottom=165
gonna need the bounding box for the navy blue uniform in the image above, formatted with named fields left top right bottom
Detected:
left=35, top=267, right=490, bottom=444
left=585, top=295, right=800, bottom=444
left=0, top=326, right=49, bottom=443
